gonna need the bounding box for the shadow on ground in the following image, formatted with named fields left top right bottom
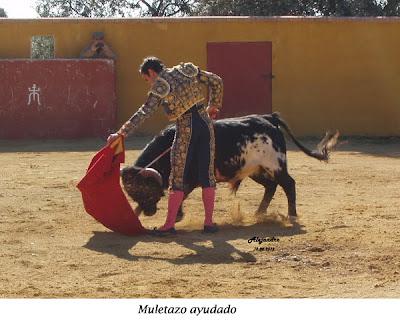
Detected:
left=83, top=221, right=306, bottom=265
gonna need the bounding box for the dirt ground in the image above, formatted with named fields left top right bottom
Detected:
left=0, top=137, right=399, bottom=298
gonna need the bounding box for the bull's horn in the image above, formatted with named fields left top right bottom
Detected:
left=136, top=167, right=163, bottom=186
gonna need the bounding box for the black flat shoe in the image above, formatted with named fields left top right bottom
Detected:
left=151, top=227, right=177, bottom=237
left=202, top=224, right=219, bottom=234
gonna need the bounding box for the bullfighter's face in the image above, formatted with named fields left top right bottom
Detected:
left=141, top=69, right=158, bottom=86
left=120, top=166, right=164, bottom=216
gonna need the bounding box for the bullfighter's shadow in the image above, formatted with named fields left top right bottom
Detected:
left=83, top=221, right=306, bottom=265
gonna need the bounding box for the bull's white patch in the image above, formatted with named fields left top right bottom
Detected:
left=230, top=134, right=286, bottom=181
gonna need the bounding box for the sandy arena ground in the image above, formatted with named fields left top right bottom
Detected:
left=0, top=137, right=399, bottom=298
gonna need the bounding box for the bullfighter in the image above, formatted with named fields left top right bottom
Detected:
left=107, top=56, right=223, bottom=235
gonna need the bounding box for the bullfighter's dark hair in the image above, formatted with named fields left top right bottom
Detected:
left=139, top=56, right=165, bottom=75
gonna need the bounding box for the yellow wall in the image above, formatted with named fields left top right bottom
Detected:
left=1, top=17, right=400, bottom=136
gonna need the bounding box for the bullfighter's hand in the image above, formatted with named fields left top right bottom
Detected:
left=107, top=133, right=120, bottom=145
left=207, top=105, right=219, bottom=119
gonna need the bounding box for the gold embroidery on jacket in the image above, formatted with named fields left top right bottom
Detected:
left=119, top=62, right=222, bottom=137
left=169, top=113, right=192, bottom=191
left=198, top=70, right=223, bottom=108
left=198, top=108, right=217, bottom=187
left=159, top=66, right=205, bottom=121
left=150, top=77, right=170, bottom=98
left=176, top=62, right=199, bottom=78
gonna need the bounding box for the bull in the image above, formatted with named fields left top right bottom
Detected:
left=121, top=113, right=338, bottom=222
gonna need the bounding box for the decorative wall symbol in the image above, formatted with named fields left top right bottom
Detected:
left=27, top=84, right=41, bottom=106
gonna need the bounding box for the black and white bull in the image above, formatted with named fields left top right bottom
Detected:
left=121, top=113, right=338, bottom=222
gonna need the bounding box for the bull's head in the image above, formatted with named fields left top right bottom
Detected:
left=121, top=166, right=165, bottom=216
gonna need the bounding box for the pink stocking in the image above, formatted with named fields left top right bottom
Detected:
left=160, top=190, right=184, bottom=230
left=202, top=187, right=216, bottom=226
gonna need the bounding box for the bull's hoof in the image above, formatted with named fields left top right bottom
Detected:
left=288, top=215, right=298, bottom=224
left=202, top=224, right=219, bottom=234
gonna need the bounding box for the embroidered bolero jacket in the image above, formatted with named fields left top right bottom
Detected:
left=118, top=62, right=223, bottom=137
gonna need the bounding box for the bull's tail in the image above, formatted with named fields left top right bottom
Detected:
left=268, top=112, right=339, bottom=161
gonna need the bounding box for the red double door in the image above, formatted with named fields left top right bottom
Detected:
left=207, top=41, right=273, bottom=119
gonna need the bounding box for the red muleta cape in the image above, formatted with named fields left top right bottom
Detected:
left=77, top=137, right=146, bottom=236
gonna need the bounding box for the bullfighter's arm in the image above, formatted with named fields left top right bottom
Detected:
left=117, top=93, right=161, bottom=137
left=197, top=69, right=223, bottom=109
left=117, top=77, right=169, bottom=137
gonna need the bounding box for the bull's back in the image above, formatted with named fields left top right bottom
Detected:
left=214, top=114, right=287, bottom=157
left=214, top=114, right=287, bottom=180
